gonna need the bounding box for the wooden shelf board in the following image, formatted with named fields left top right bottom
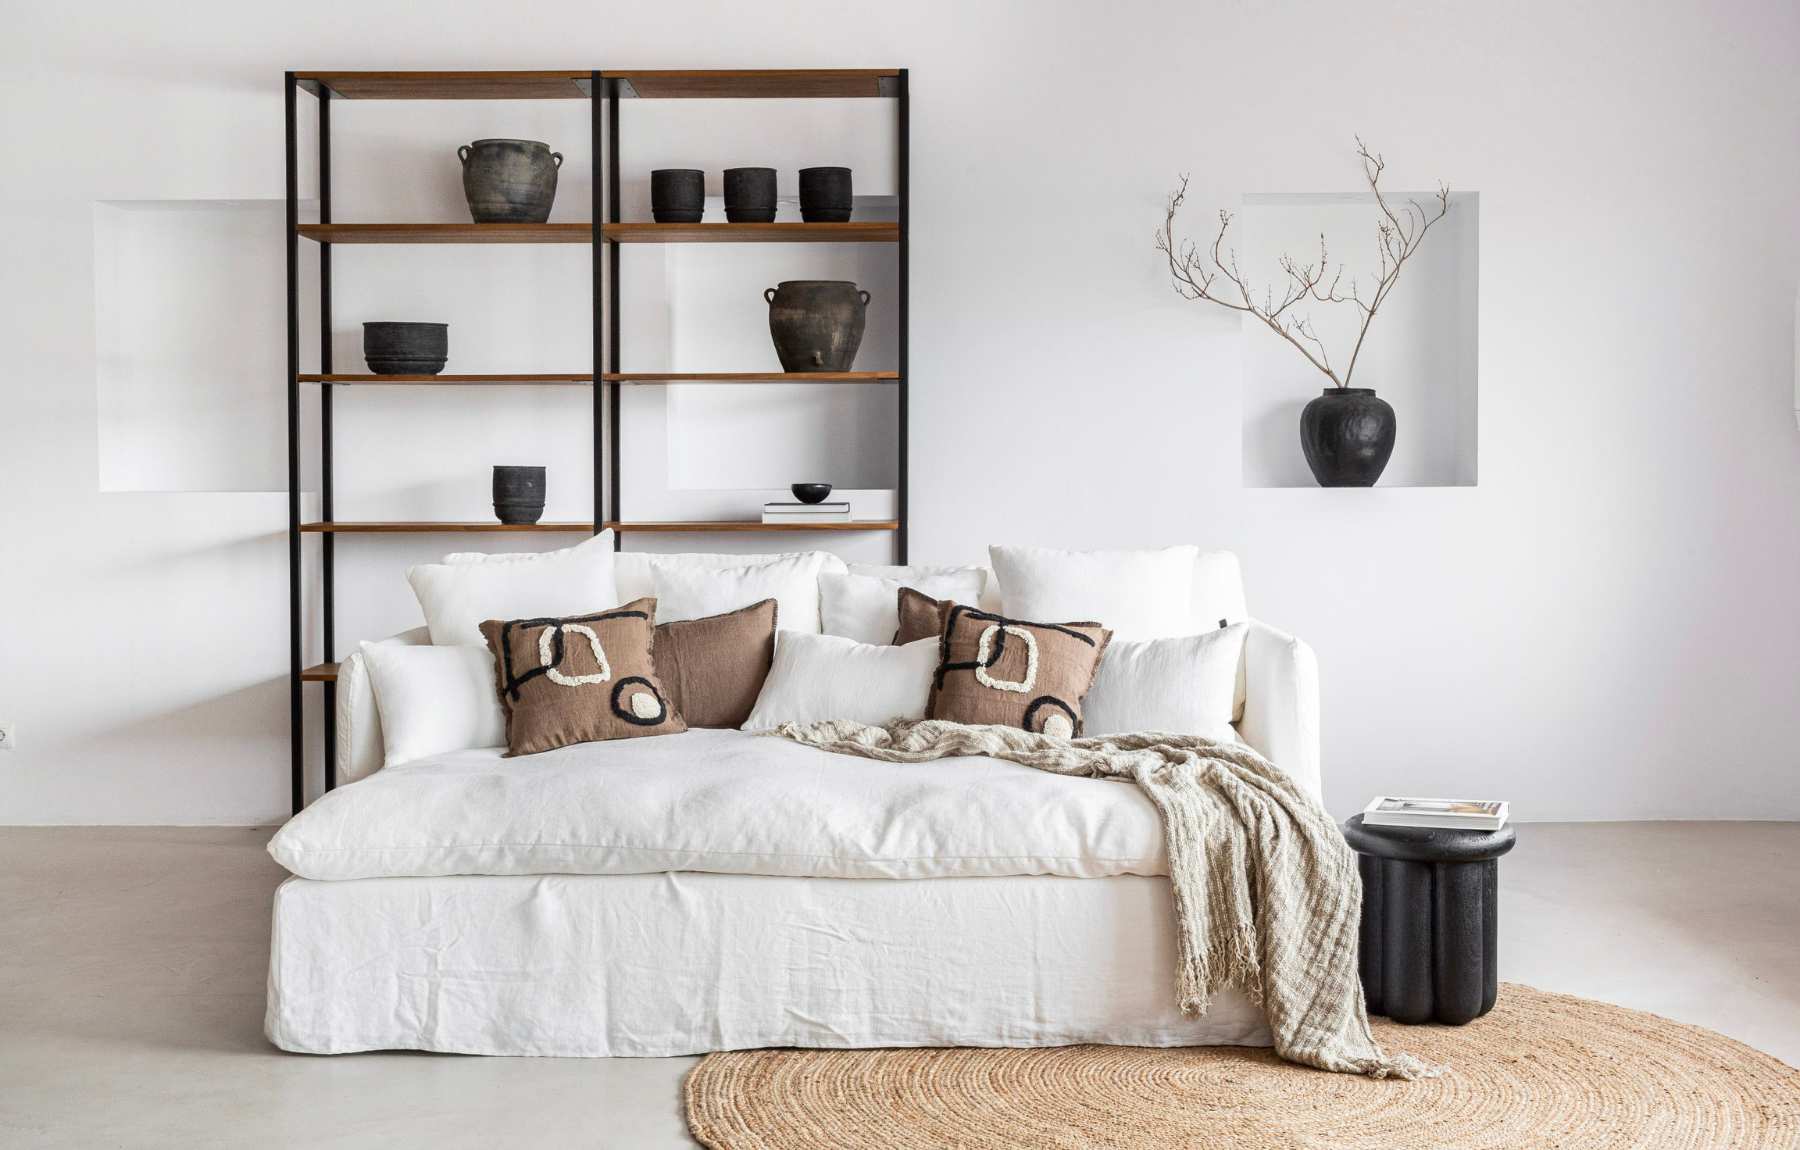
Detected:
left=605, top=521, right=901, bottom=533
left=297, top=223, right=592, bottom=244
left=300, top=373, right=592, bottom=385
left=296, top=71, right=592, bottom=100
left=608, top=70, right=899, bottom=99
left=296, top=222, right=896, bottom=244
left=299, top=520, right=897, bottom=534
left=602, top=222, right=897, bottom=244
left=301, top=522, right=595, bottom=534
left=301, top=662, right=340, bottom=682
left=603, top=372, right=898, bottom=384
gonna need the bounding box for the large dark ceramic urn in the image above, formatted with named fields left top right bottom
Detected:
left=764, top=281, right=869, bottom=372
left=1300, top=387, right=1397, bottom=486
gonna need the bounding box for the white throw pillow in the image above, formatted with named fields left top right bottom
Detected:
left=821, top=568, right=987, bottom=644
left=337, top=626, right=431, bottom=783
left=1083, top=624, right=1248, bottom=740
left=360, top=642, right=506, bottom=768
left=742, top=634, right=938, bottom=731
left=988, top=544, right=1199, bottom=641
left=652, top=552, right=827, bottom=632
left=408, top=531, right=619, bottom=646
left=850, top=562, right=1000, bottom=612
left=612, top=550, right=849, bottom=601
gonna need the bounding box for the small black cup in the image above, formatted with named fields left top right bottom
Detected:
left=493, top=465, right=547, bottom=525
left=799, top=166, right=853, bottom=222
left=723, top=167, right=778, bottom=223
left=650, top=169, right=705, bottom=223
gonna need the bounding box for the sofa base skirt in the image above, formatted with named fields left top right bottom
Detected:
left=267, top=871, right=1271, bottom=1057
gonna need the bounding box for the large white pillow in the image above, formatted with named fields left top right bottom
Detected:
left=408, top=531, right=619, bottom=646
left=652, top=552, right=828, bottom=632
left=821, top=568, right=987, bottom=644
left=850, top=562, right=1001, bottom=612
left=360, top=641, right=506, bottom=768
left=988, top=544, right=1199, bottom=641
left=1083, top=624, right=1248, bottom=740
left=742, top=633, right=938, bottom=731
left=613, top=550, right=849, bottom=601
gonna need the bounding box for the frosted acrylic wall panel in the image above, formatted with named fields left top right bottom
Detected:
left=95, top=200, right=291, bottom=493
left=1238, top=192, right=1479, bottom=488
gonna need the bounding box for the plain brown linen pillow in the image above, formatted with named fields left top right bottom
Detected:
left=479, top=596, right=687, bottom=756
left=927, top=602, right=1111, bottom=738
left=894, top=585, right=951, bottom=645
left=653, top=599, right=778, bottom=729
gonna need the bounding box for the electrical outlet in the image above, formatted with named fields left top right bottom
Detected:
left=0, top=720, right=13, bottom=751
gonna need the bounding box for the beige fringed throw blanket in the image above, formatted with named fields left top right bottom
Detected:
left=769, top=719, right=1431, bottom=1080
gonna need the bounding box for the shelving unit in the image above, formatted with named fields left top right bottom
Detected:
left=285, top=67, right=909, bottom=812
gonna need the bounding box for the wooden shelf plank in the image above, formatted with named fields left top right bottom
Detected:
left=605, top=521, right=901, bottom=533
left=296, top=71, right=591, bottom=100
left=301, top=522, right=595, bottom=533
left=300, top=373, right=593, bottom=385
left=299, top=520, right=899, bottom=534
left=297, top=223, right=592, bottom=244
left=608, top=70, right=899, bottom=99
left=296, top=222, right=896, bottom=244
left=602, top=222, right=897, bottom=244
left=603, top=372, right=898, bottom=384
left=301, top=662, right=340, bottom=682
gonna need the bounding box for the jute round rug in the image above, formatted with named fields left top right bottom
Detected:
left=684, top=985, right=1800, bottom=1149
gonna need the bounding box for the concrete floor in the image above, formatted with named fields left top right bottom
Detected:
left=0, top=824, right=1795, bottom=1149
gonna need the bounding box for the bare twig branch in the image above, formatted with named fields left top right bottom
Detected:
left=1159, top=140, right=1452, bottom=388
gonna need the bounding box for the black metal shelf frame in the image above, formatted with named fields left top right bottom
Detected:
left=286, top=70, right=910, bottom=813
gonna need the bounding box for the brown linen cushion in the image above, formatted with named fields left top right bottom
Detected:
left=928, top=603, right=1111, bottom=738
left=654, top=599, right=778, bottom=728
left=894, top=586, right=952, bottom=645
left=479, top=596, right=687, bottom=756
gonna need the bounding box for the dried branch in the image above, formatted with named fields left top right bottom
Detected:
left=1157, top=139, right=1452, bottom=388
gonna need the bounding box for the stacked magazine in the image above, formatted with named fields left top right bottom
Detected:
left=761, top=500, right=851, bottom=525
left=1361, top=796, right=1509, bottom=831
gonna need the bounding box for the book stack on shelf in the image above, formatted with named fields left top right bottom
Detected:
left=762, top=500, right=852, bottom=525
left=1361, top=796, right=1510, bottom=831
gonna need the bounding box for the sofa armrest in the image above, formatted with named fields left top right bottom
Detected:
left=336, top=626, right=431, bottom=784
left=1235, top=620, right=1322, bottom=802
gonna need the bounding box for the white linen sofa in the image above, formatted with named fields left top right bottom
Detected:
left=266, top=550, right=1321, bottom=1056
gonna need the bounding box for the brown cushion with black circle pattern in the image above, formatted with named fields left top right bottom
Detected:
left=480, top=596, right=687, bottom=756
left=927, top=603, right=1111, bottom=737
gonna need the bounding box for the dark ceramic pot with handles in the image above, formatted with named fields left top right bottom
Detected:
left=492, top=465, right=547, bottom=525
left=1299, top=387, right=1397, bottom=486
left=764, top=281, right=870, bottom=372
left=459, top=140, right=562, bottom=223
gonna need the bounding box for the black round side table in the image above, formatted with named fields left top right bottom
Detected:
left=1341, top=813, right=1516, bottom=1025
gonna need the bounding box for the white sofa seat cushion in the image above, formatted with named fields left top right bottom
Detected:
left=268, top=728, right=1166, bottom=882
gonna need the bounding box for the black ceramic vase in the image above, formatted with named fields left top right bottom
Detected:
left=798, top=166, right=853, bottom=222
left=459, top=140, right=561, bottom=224
left=764, top=281, right=869, bottom=372
left=1299, top=387, right=1397, bottom=487
left=723, top=167, right=777, bottom=223
left=492, top=465, right=547, bottom=525
left=651, top=169, right=706, bottom=223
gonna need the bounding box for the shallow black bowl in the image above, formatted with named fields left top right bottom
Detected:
left=790, top=482, right=833, bottom=504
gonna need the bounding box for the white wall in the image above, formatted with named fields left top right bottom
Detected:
left=1, top=0, right=1796, bottom=824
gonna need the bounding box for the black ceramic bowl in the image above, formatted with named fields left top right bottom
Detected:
left=363, top=322, right=448, bottom=375
left=790, top=482, right=833, bottom=504
left=651, top=169, right=706, bottom=223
